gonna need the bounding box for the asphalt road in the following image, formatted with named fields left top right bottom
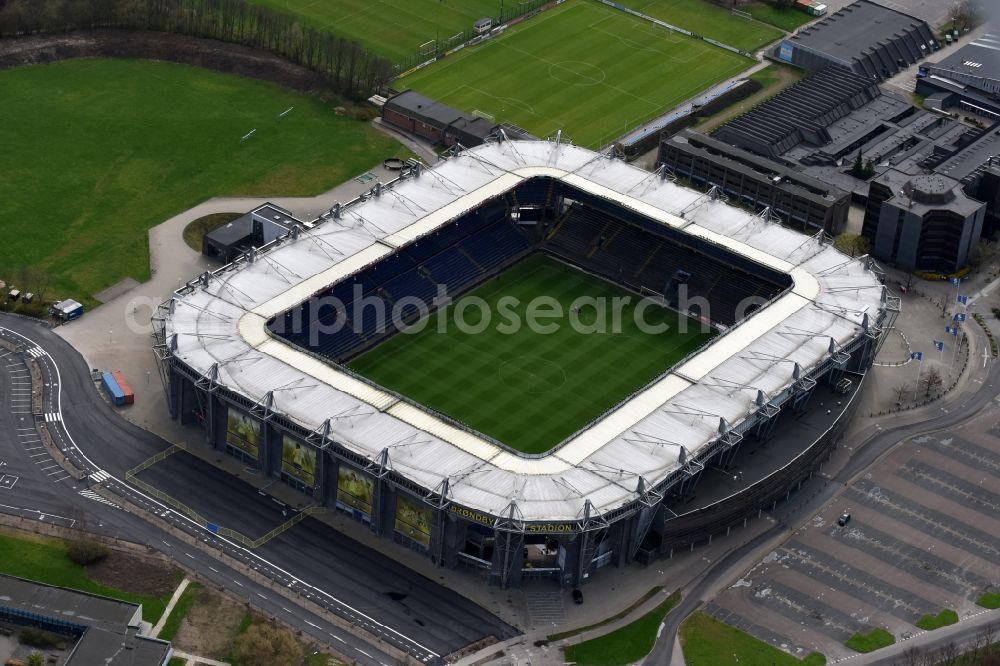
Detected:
left=0, top=314, right=517, bottom=663
left=644, top=321, right=1000, bottom=665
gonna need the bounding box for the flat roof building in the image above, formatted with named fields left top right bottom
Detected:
left=658, top=129, right=850, bottom=233
left=918, top=33, right=1000, bottom=121
left=203, top=203, right=299, bottom=263
left=0, top=574, right=172, bottom=665
left=863, top=170, right=985, bottom=271
left=773, top=0, right=935, bottom=80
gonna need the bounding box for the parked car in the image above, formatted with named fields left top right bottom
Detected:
left=838, top=512, right=851, bottom=526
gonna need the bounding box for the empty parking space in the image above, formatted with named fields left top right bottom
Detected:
left=709, top=412, right=1000, bottom=661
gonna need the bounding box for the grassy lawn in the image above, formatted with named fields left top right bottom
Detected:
left=247, top=0, right=504, bottom=62
left=157, top=582, right=203, bottom=641
left=615, top=0, right=783, bottom=51
left=0, top=530, right=176, bottom=624
left=916, top=609, right=958, bottom=631
left=549, top=587, right=665, bottom=641
left=563, top=591, right=681, bottom=665
left=695, top=62, right=805, bottom=133
left=183, top=213, right=244, bottom=253
left=349, top=254, right=713, bottom=454
left=681, top=613, right=826, bottom=666
left=398, top=0, right=751, bottom=147
left=846, top=627, right=895, bottom=653
left=979, top=592, right=1000, bottom=609
left=742, top=2, right=813, bottom=31
left=0, top=59, right=403, bottom=308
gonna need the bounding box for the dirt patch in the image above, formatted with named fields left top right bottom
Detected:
left=0, top=30, right=330, bottom=92
left=85, top=549, right=178, bottom=597
left=173, top=586, right=247, bottom=660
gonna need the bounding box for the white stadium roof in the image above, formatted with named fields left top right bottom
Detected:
left=164, top=140, right=884, bottom=523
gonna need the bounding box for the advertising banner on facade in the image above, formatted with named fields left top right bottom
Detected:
left=337, top=467, right=373, bottom=514
left=394, top=494, right=433, bottom=547
left=226, top=410, right=259, bottom=457
left=281, top=435, right=317, bottom=486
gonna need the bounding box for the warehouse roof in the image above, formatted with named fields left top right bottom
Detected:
left=164, top=139, right=885, bottom=522
left=787, top=0, right=930, bottom=64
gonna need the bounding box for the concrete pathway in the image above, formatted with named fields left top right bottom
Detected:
left=152, top=577, right=191, bottom=637
left=54, top=156, right=424, bottom=444
left=173, top=649, right=231, bottom=666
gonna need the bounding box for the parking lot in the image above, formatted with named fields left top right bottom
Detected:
left=707, top=403, right=1000, bottom=661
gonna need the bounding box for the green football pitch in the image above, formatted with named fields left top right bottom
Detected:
left=0, top=59, right=402, bottom=307
left=349, top=255, right=714, bottom=454
left=248, top=0, right=503, bottom=61
left=615, top=0, right=784, bottom=52
left=398, top=0, right=752, bottom=147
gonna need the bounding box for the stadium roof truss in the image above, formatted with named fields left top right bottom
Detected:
left=159, top=138, right=891, bottom=525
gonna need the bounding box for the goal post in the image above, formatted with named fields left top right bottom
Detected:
left=472, top=109, right=496, bottom=123
left=639, top=286, right=667, bottom=305
left=731, top=8, right=752, bottom=20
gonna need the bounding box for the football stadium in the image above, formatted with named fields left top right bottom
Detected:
left=154, top=137, right=896, bottom=588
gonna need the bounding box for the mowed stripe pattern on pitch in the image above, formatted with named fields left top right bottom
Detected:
left=349, top=255, right=713, bottom=454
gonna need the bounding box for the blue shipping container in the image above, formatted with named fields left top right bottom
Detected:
left=101, top=372, right=126, bottom=406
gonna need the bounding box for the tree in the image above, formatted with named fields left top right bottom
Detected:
left=894, top=382, right=910, bottom=404
left=952, top=0, right=982, bottom=32
left=834, top=233, right=872, bottom=258
left=920, top=366, right=942, bottom=397
left=66, top=538, right=110, bottom=565
left=27, top=653, right=43, bottom=666
left=231, top=622, right=304, bottom=666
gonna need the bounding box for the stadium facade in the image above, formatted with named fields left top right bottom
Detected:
left=153, top=139, right=895, bottom=588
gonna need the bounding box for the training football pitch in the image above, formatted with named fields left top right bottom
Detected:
left=398, top=0, right=752, bottom=147
left=349, top=255, right=714, bottom=455
left=248, top=0, right=503, bottom=61
left=0, top=59, right=402, bottom=307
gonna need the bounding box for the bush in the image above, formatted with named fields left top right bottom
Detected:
left=19, top=628, right=64, bottom=649
left=28, top=653, right=44, bottom=666
left=978, top=591, right=1000, bottom=609
left=916, top=609, right=958, bottom=630
left=66, top=539, right=110, bottom=566
left=845, top=627, right=894, bottom=653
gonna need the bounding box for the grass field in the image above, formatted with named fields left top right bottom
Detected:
left=399, top=1, right=752, bottom=147
left=562, top=591, right=681, bottom=665
left=615, top=0, right=783, bottom=51
left=0, top=59, right=402, bottom=308
left=0, top=530, right=177, bottom=624
left=249, top=0, right=503, bottom=61
left=349, top=254, right=713, bottom=454
left=681, top=613, right=826, bottom=666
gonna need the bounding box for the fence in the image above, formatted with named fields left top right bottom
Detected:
left=394, top=0, right=554, bottom=75
left=594, top=0, right=753, bottom=58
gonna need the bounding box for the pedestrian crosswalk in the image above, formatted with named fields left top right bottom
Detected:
left=79, top=489, right=120, bottom=509
left=45, top=412, right=62, bottom=423
left=24, top=347, right=45, bottom=359
left=90, top=470, right=111, bottom=483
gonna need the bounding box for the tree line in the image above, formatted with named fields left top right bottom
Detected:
left=0, top=0, right=394, bottom=98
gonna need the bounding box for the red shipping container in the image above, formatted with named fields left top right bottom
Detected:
left=111, top=370, right=135, bottom=405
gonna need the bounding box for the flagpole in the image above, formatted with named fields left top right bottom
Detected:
left=914, top=353, right=923, bottom=400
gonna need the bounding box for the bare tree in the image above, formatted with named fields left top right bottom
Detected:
left=951, top=0, right=983, bottom=32
left=894, top=382, right=911, bottom=403
left=920, top=366, right=943, bottom=397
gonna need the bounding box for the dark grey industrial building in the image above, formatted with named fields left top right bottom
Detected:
left=712, top=67, right=882, bottom=160
left=772, top=0, right=935, bottom=80
left=708, top=61, right=1000, bottom=271
left=203, top=203, right=299, bottom=263
left=658, top=129, right=850, bottom=233
left=0, top=575, right=172, bottom=665
left=917, top=33, right=1000, bottom=121
left=862, top=170, right=985, bottom=271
